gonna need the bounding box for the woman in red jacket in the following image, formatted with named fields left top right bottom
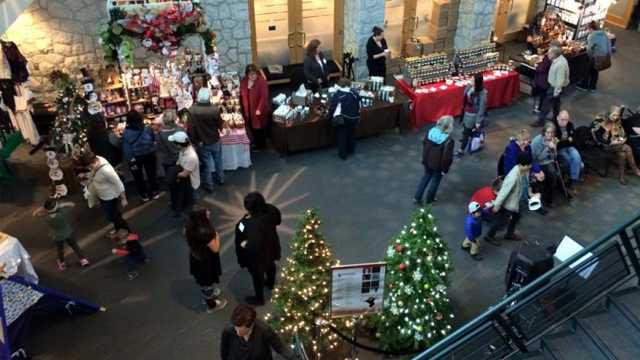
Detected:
left=240, top=64, right=271, bottom=151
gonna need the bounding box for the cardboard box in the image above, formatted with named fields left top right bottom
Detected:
left=291, top=90, right=312, bottom=106
left=427, top=24, right=448, bottom=40
left=432, top=0, right=450, bottom=26
left=404, top=41, right=423, bottom=57
left=418, top=37, right=435, bottom=55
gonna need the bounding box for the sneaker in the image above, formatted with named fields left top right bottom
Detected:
left=127, top=271, right=139, bottom=281
left=412, top=198, right=423, bottom=205
left=245, top=296, right=266, bottom=306
left=504, top=232, right=522, bottom=241
left=151, top=192, right=160, bottom=200
left=57, top=261, right=67, bottom=271
left=575, top=84, right=589, bottom=92
left=206, top=299, right=228, bottom=313
left=461, top=245, right=471, bottom=253
left=139, top=196, right=150, bottom=202
left=532, top=106, right=540, bottom=114
left=79, top=259, right=90, bottom=267
left=454, top=150, right=464, bottom=159
left=588, top=88, right=596, bottom=92
left=107, top=229, right=116, bottom=237
left=470, top=253, right=483, bottom=261
left=484, top=236, right=501, bottom=246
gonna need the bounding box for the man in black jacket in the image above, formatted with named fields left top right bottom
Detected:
left=235, top=192, right=282, bottom=306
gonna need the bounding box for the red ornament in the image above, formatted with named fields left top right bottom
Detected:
left=436, top=313, right=443, bottom=320
left=399, top=264, right=405, bottom=270
left=396, top=245, right=403, bottom=253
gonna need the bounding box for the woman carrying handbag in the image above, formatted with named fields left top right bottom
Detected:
left=328, top=78, right=362, bottom=160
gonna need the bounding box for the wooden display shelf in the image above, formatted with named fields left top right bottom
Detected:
left=131, top=99, right=152, bottom=104
left=105, top=112, right=127, bottom=119
left=101, top=99, right=127, bottom=105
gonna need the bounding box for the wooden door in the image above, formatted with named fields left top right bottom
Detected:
left=606, top=0, right=635, bottom=28
left=493, top=0, right=536, bottom=43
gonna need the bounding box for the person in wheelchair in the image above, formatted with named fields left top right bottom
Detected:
left=591, top=105, right=640, bottom=185
left=552, top=110, right=582, bottom=194
left=621, top=103, right=640, bottom=166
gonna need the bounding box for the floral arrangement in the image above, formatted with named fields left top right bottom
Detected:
left=99, top=1, right=217, bottom=65
left=48, top=70, right=74, bottom=92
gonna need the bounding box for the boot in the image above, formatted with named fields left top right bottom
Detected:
left=618, top=152, right=628, bottom=185
left=623, top=145, right=640, bottom=177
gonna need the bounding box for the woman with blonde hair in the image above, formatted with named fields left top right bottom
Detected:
left=413, top=116, right=455, bottom=205
left=591, top=105, right=640, bottom=184
left=156, top=108, right=185, bottom=173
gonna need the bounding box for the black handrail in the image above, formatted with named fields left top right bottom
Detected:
left=412, top=208, right=640, bottom=360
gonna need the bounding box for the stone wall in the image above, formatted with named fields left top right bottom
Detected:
left=454, top=0, right=499, bottom=50
left=343, top=0, right=385, bottom=81
left=4, top=0, right=251, bottom=101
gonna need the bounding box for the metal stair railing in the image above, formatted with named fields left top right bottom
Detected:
left=412, top=209, right=640, bottom=360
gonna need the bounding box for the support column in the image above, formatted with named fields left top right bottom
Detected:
left=454, top=0, right=499, bottom=50
left=343, top=0, right=385, bottom=81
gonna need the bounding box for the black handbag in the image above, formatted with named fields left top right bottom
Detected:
left=332, top=114, right=345, bottom=127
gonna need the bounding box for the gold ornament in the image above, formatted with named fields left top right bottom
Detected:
left=397, top=300, right=404, bottom=307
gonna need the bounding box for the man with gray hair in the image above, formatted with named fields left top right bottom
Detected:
left=187, top=87, right=225, bottom=194
left=532, top=46, right=569, bottom=127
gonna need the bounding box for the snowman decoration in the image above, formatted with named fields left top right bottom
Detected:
left=45, top=150, right=68, bottom=199
left=80, top=68, right=98, bottom=102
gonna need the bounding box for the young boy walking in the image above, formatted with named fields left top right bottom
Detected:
left=461, top=202, right=491, bottom=261
left=111, top=229, right=148, bottom=281
left=32, top=199, right=89, bottom=271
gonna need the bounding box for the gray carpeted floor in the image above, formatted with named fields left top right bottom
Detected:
left=1, top=28, right=639, bottom=360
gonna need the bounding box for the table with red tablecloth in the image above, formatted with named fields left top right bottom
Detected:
left=395, top=70, right=520, bottom=131
left=219, top=128, right=251, bottom=170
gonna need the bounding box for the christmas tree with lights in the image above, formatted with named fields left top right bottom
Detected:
left=48, top=70, right=89, bottom=156
left=267, top=209, right=349, bottom=355
left=366, top=206, right=454, bottom=351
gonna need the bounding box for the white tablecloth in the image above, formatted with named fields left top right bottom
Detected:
left=0, top=234, right=39, bottom=284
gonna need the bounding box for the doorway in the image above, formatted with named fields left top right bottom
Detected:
left=493, top=0, right=536, bottom=43
left=249, top=0, right=343, bottom=68
left=383, top=0, right=445, bottom=56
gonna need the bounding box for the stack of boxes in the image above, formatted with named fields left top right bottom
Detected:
left=425, top=0, right=460, bottom=55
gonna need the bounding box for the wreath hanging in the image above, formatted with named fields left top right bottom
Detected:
left=99, top=1, right=217, bottom=65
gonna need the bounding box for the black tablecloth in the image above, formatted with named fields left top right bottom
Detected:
left=271, top=97, right=403, bottom=156
left=512, top=51, right=588, bottom=85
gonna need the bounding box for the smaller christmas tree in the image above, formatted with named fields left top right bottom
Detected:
left=365, top=206, right=454, bottom=351
left=48, top=70, right=89, bottom=155
left=267, top=209, right=349, bottom=355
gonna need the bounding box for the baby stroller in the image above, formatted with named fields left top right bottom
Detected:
left=505, top=240, right=556, bottom=298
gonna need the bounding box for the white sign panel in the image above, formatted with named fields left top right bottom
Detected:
left=330, top=263, right=386, bottom=318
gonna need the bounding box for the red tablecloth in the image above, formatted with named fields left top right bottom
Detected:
left=220, top=128, right=250, bottom=148
left=395, top=71, right=520, bottom=131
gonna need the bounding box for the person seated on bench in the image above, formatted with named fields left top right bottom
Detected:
left=591, top=105, right=640, bottom=185
left=622, top=103, right=640, bottom=166
left=552, top=110, right=582, bottom=194
left=531, top=122, right=567, bottom=207
left=303, top=39, right=330, bottom=93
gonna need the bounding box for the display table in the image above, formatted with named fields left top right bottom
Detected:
left=271, top=97, right=403, bottom=157
left=219, top=128, right=251, bottom=170
left=512, top=51, right=588, bottom=86
left=0, top=233, right=38, bottom=284
left=396, top=70, right=520, bottom=131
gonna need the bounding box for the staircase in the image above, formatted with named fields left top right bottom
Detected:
left=0, top=0, right=36, bottom=35
left=515, top=285, right=640, bottom=360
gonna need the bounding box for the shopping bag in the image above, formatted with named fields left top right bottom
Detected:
left=467, top=130, right=485, bottom=154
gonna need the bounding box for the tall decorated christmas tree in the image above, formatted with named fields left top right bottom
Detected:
left=366, top=206, right=454, bottom=351
left=267, top=209, right=349, bottom=355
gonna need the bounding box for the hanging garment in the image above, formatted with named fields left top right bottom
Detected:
left=0, top=41, right=29, bottom=83
left=0, top=79, right=17, bottom=113
left=0, top=43, right=12, bottom=79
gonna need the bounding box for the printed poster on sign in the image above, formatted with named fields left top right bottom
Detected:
left=330, top=263, right=387, bottom=318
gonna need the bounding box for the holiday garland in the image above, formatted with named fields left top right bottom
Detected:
left=99, top=2, right=217, bottom=65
